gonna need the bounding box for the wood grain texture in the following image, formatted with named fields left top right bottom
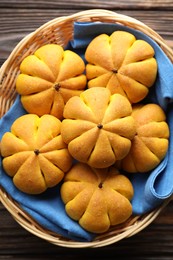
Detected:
left=0, top=1, right=173, bottom=259
left=0, top=202, right=173, bottom=259
left=0, top=203, right=173, bottom=260
left=1, top=0, right=173, bottom=9
left=1, top=8, right=173, bottom=60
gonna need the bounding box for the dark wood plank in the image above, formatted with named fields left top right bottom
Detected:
left=0, top=9, right=173, bottom=61
left=0, top=0, right=173, bottom=10
left=0, top=202, right=173, bottom=259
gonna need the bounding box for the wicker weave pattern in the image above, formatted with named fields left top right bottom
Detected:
left=0, top=9, right=173, bottom=248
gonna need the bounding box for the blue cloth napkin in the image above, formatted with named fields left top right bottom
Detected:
left=0, top=22, right=173, bottom=241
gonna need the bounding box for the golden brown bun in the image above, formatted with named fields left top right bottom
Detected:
left=16, top=44, right=86, bottom=119
left=61, top=87, right=136, bottom=168
left=121, top=103, right=169, bottom=172
left=85, top=31, right=157, bottom=103
left=61, top=162, right=134, bottom=233
left=1, top=114, right=73, bottom=194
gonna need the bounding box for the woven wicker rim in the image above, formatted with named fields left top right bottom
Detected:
left=0, top=9, right=173, bottom=248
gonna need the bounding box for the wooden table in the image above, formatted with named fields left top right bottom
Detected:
left=0, top=1, right=173, bottom=259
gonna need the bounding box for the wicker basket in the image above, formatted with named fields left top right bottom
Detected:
left=0, top=9, right=173, bottom=248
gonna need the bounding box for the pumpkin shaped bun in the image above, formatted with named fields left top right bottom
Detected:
left=121, top=103, right=169, bottom=173
left=61, top=87, right=136, bottom=168
left=16, top=44, right=86, bottom=119
left=85, top=31, right=157, bottom=103
left=1, top=114, right=73, bottom=194
left=61, top=163, right=134, bottom=233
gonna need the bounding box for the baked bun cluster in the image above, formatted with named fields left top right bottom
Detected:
left=61, top=163, right=134, bottom=233
left=61, top=87, right=136, bottom=168
left=0, top=30, right=170, bottom=234
left=1, top=114, right=72, bottom=194
left=121, top=104, right=169, bottom=172
left=16, top=44, right=86, bottom=119
left=85, top=31, right=157, bottom=103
